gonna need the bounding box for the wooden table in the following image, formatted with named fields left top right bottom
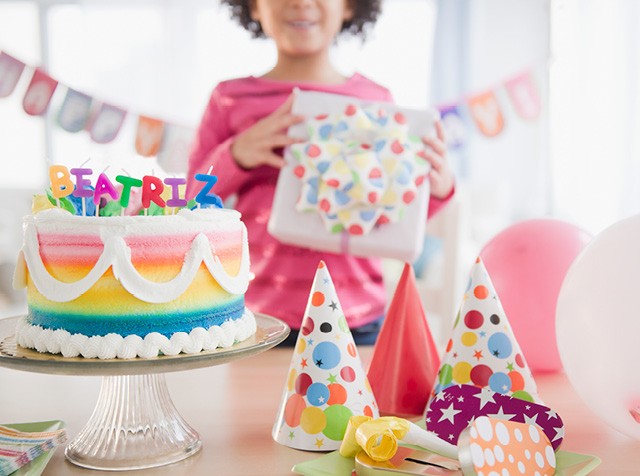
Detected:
left=1, top=344, right=639, bottom=475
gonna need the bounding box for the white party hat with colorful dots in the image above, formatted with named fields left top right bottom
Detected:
left=272, top=261, right=379, bottom=451
left=427, top=257, right=541, bottom=407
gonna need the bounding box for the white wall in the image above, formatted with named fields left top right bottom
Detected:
left=442, top=0, right=551, bottom=248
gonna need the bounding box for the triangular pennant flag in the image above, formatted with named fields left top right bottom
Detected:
left=157, top=123, right=195, bottom=174
left=135, top=115, right=165, bottom=157
left=438, top=104, right=468, bottom=150
left=427, top=257, right=541, bottom=406
left=57, top=87, right=93, bottom=133
left=22, top=68, right=58, bottom=116
left=0, top=51, right=26, bottom=98
left=272, top=261, right=379, bottom=451
left=367, top=263, right=440, bottom=417
left=467, top=90, right=505, bottom=137
left=505, top=71, right=541, bottom=120
left=88, top=102, right=127, bottom=143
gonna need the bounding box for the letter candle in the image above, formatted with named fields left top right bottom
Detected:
left=194, top=165, right=222, bottom=208
left=48, top=165, right=73, bottom=209
left=93, top=168, right=117, bottom=217
left=115, top=174, right=143, bottom=215
left=69, top=167, right=93, bottom=216
left=164, top=177, right=187, bottom=215
left=46, top=165, right=220, bottom=216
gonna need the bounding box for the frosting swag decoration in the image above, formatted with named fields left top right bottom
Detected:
left=289, top=104, right=430, bottom=235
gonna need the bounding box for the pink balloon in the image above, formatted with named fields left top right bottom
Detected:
left=480, top=219, right=591, bottom=373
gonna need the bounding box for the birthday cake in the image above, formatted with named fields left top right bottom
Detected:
left=12, top=168, right=255, bottom=359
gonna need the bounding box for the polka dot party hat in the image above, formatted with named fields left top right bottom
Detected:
left=427, top=257, right=541, bottom=407
left=272, top=261, right=379, bottom=451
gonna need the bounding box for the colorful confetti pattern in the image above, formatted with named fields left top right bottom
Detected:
left=289, top=104, right=429, bottom=236
left=428, top=257, right=541, bottom=403
left=272, top=261, right=379, bottom=451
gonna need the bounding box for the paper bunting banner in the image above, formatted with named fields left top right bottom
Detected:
left=57, top=87, right=93, bottom=133
left=88, top=103, right=127, bottom=143
left=0, top=51, right=185, bottom=172
left=426, top=384, right=564, bottom=450
left=157, top=123, right=195, bottom=174
left=505, top=71, right=541, bottom=120
left=272, top=261, right=378, bottom=451
left=0, top=52, right=25, bottom=98
left=135, top=115, right=165, bottom=157
left=458, top=417, right=556, bottom=475
left=1, top=49, right=545, bottom=169
left=438, top=104, right=469, bottom=150
left=22, top=68, right=58, bottom=116
left=289, top=103, right=429, bottom=236
left=368, top=263, right=440, bottom=417
left=467, top=90, right=505, bottom=137
left=428, top=257, right=541, bottom=404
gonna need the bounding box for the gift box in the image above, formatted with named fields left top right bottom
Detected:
left=268, top=89, right=438, bottom=261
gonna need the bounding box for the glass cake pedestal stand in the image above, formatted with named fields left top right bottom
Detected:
left=0, top=314, right=289, bottom=472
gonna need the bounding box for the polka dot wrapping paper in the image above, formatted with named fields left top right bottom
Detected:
left=268, top=89, right=439, bottom=262
left=289, top=103, right=429, bottom=236
left=427, top=257, right=542, bottom=407
left=272, top=261, right=379, bottom=451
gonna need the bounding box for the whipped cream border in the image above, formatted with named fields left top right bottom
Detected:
left=15, top=209, right=250, bottom=303
left=15, top=309, right=257, bottom=360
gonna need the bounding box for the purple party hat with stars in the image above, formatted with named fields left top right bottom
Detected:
left=426, top=257, right=542, bottom=413
left=426, top=384, right=564, bottom=449
left=272, top=261, right=379, bottom=451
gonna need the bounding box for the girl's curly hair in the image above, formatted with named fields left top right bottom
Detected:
left=220, top=0, right=382, bottom=39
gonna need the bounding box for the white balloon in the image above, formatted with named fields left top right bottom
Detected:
left=557, top=214, right=640, bottom=440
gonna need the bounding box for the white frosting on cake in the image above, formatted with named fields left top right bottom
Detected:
left=14, top=207, right=250, bottom=303
left=15, top=309, right=258, bottom=359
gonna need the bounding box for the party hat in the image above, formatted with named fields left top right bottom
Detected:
left=272, top=261, right=379, bottom=451
left=427, top=257, right=541, bottom=408
left=368, top=263, right=440, bottom=416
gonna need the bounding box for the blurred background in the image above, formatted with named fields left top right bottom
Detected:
left=0, top=0, right=638, bottom=334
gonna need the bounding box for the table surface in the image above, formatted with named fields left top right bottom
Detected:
left=1, top=338, right=639, bottom=475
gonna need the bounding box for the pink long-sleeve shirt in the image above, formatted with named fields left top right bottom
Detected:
left=187, top=74, right=452, bottom=330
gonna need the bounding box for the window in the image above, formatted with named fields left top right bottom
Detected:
left=550, top=0, right=640, bottom=234
left=0, top=0, right=436, bottom=189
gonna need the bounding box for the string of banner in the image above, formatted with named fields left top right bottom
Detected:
left=0, top=50, right=542, bottom=172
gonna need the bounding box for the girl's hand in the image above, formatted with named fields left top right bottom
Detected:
left=231, top=94, right=305, bottom=169
left=421, top=121, right=455, bottom=199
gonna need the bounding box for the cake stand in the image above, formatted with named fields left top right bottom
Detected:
left=0, top=314, right=289, bottom=471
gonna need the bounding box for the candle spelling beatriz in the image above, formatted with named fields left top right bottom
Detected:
left=46, top=165, right=222, bottom=216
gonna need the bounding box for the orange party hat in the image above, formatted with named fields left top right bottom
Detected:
left=272, top=261, right=379, bottom=451
left=368, top=263, right=440, bottom=416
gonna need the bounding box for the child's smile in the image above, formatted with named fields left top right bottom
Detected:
left=252, top=0, right=354, bottom=59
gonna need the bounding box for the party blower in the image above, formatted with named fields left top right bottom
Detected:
left=342, top=416, right=557, bottom=476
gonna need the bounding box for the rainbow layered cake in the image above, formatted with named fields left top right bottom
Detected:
left=13, top=207, right=255, bottom=359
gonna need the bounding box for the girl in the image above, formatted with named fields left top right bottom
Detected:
left=186, top=0, right=455, bottom=344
